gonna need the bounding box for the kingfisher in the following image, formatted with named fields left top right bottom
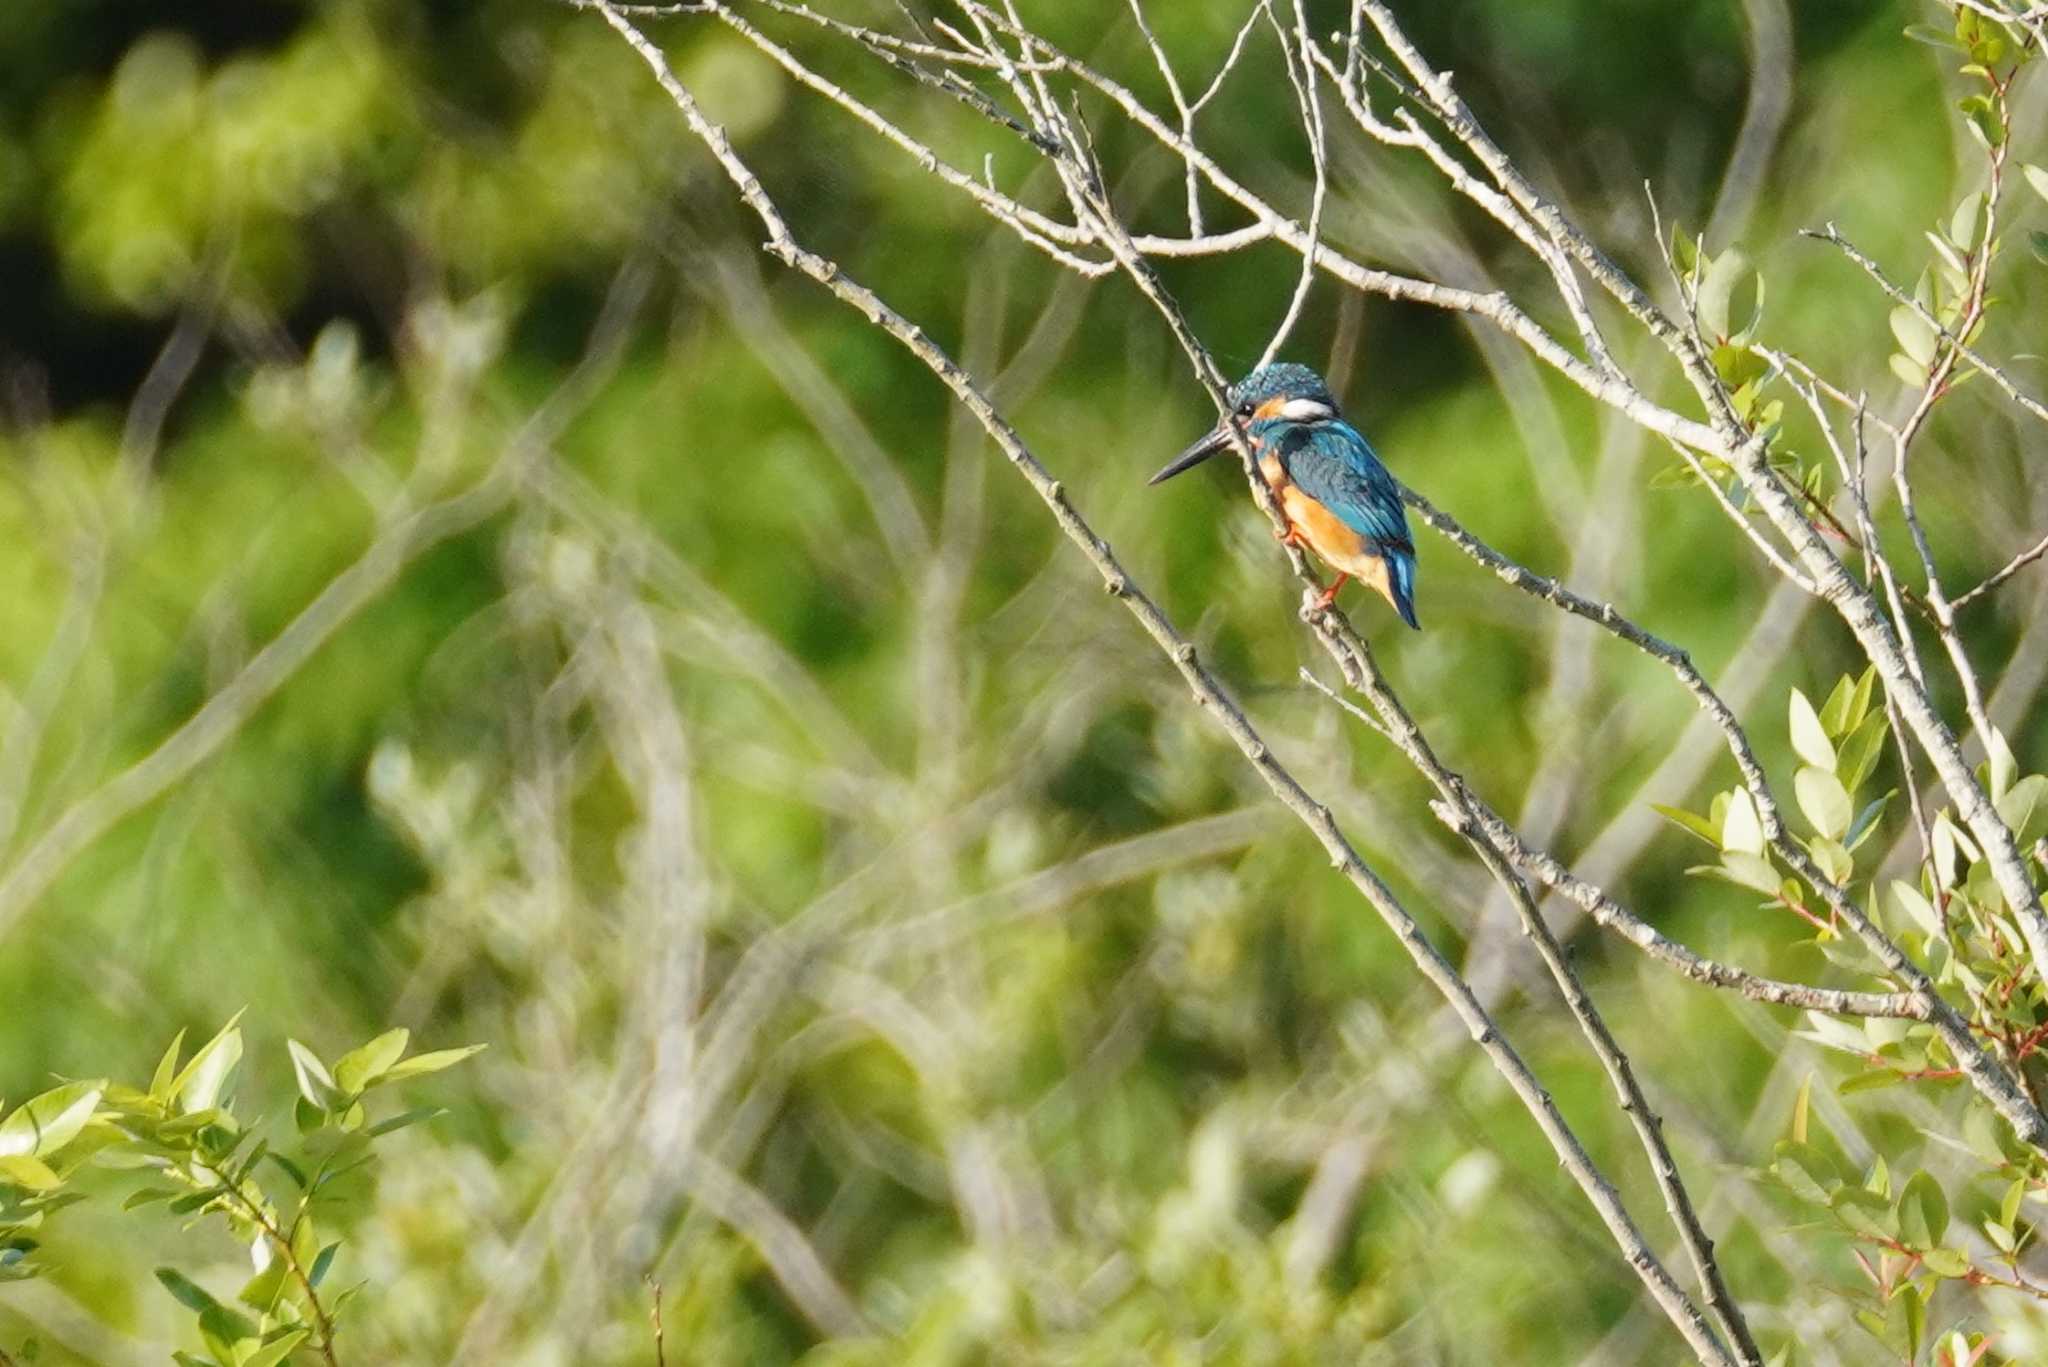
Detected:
left=1149, top=363, right=1420, bottom=628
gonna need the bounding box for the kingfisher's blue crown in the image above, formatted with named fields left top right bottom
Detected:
left=1228, top=362, right=1336, bottom=413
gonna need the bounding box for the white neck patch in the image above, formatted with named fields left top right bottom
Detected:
left=1279, top=397, right=1337, bottom=422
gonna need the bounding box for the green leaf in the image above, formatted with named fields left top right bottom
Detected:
left=1847, top=667, right=1876, bottom=733
left=158, top=1108, right=235, bottom=1141
left=1927, top=230, right=1968, bottom=285
left=2030, top=230, right=2048, bottom=267
left=1863, top=1025, right=1912, bottom=1069
left=150, top=1030, right=187, bottom=1104
left=2002, top=1177, right=2026, bottom=1229
left=1698, top=247, right=1753, bottom=339
left=1716, top=851, right=1781, bottom=895
left=1921, top=1246, right=1971, bottom=1277
left=1914, top=267, right=1939, bottom=319
left=1712, top=342, right=1768, bottom=389
left=156, top=1267, right=223, bottom=1314
left=1835, top=1188, right=1892, bottom=1246
left=1818, top=674, right=1856, bottom=737
left=238, top=1258, right=291, bottom=1314
left=242, top=1331, right=310, bottom=1367
left=1795, top=767, right=1853, bottom=840
left=1732, top=265, right=1765, bottom=342
left=1648, top=462, right=1705, bottom=490
left=1838, top=1068, right=1904, bottom=1095
left=1652, top=804, right=1721, bottom=848
left=1844, top=791, right=1893, bottom=852
left=1898, top=1170, right=1950, bottom=1249
left=333, top=1028, right=409, bottom=1096
left=2024, top=163, right=2048, bottom=206
left=373, top=1045, right=484, bottom=1085
left=265, top=1152, right=309, bottom=1189
left=1790, top=1072, right=1811, bottom=1144
left=1964, top=1104, right=2012, bottom=1164
left=1807, top=835, right=1853, bottom=886
left=286, top=1041, right=338, bottom=1112
left=290, top=1212, right=320, bottom=1270
left=170, top=1014, right=245, bottom=1116
left=1949, top=191, right=1985, bottom=250
left=1772, top=1140, right=1840, bottom=1203
left=1960, top=94, right=2004, bottom=148
left=1803, top=1011, right=1873, bottom=1055
left=1722, top=788, right=1765, bottom=855
left=197, top=1302, right=259, bottom=1361
left=1933, top=813, right=1975, bottom=888
left=1890, top=352, right=1928, bottom=389
left=365, top=1106, right=446, bottom=1138
left=1986, top=728, right=2017, bottom=802
left=1890, top=305, right=1939, bottom=367
left=309, top=1241, right=339, bottom=1288
left=1830, top=1185, right=1894, bottom=1238
left=1836, top=712, right=1889, bottom=794
left=168, top=1189, right=223, bottom=1215
left=1789, top=689, right=1836, bottom=769
left=1994, top=778, right=2048, bottom=854
left=1901, top=1282, right=1925, bottom=1361
left=1671, top=223, right=1700, bottom=277
left=0, top=1083, right=104, bottom=1159
left=1903, top=22, right=1962, bottom=49
left=0, top=1156, right=61, bottom=1192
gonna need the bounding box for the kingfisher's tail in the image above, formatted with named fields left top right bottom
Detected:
left=1389, top=547, right=1420, bottom=630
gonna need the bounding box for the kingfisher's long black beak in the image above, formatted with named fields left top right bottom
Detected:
left=1148, top=424, right=1230, bottom=485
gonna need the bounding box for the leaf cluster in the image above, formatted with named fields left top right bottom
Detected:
left=0, top=1016, right=478, bottom=1366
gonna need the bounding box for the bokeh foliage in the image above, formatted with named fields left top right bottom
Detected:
left=3, top=0, right=2048, bottom=1362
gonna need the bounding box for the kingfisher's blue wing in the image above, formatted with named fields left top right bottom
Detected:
left=1277, top=422, right=1414, bottom=553
left=1278, top=421, right=1421, bottom=628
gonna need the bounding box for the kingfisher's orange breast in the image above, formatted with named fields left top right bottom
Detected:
left=1260, top=451, right=1399, bottom=606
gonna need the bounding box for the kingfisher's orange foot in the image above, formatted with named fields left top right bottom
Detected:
left=1274, top=524, right=1307, bottom=549
left=1312, top=572, right=1351, bottom=612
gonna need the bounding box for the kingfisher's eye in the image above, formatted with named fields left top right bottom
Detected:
left=1235, top=400, right=1254, bottom=417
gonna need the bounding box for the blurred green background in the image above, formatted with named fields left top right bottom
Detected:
left=2, top=0, right=2045, bottom=1361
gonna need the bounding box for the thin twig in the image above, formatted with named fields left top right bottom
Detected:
left=1254, top=0, right=1328, bottom=370
left=647, top=1278, right=666, bottom=1367
left=225, top=1191, right=342, bottom=1367
left=1955, top=530, right=2048, bottom=609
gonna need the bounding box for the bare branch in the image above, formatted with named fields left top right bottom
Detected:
left=1255, top=0, right=1328, bottom=370
left=1954, top=529, right=2048, bottom=608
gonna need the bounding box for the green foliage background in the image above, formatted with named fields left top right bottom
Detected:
left=1, top=0, right=2045, bottom=1361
